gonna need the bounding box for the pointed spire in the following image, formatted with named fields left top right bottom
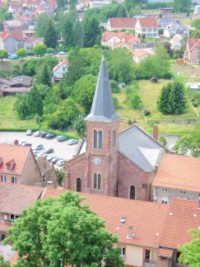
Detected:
left=85, top=54, right=120, bottom=122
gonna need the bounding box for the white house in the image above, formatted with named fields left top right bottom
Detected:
left=170, top=34, right=183, bottom=50
left=164, top=20, right=190, bottom=38
left=52, top=60, right=68, bottom=81
left=135, top=18, right=158, bottom=38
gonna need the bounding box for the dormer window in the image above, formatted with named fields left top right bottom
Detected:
left=6, top=159, right=16, bottom=171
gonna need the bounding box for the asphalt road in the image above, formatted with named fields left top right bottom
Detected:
left=0, top=131, right=79, bottom=161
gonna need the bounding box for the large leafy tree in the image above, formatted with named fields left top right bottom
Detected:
left=173, top=0, right=192, bottom=13
left=63, top=17, right=74, bottom=49
left=0, top=49, right=8, bottom=61
left=33, top=44, right=47, bottom=57
left=28, top=85, right=43, bottom=116
left=49, top=98, right=80, bottom=129
left=35, top=13, right=49, bottom=37
left=83, top=16, right=101, bottom=47
left=5, top=191, right=123, bottom=267
left=192, top=19, right=200, bottom=30
left=157, top=81, right=186, bottom=115
left=178, top=229, right=200, bottom=266
left=173, top=134, right=200, bottom=157
left=44, top=19, right=58, bottom=49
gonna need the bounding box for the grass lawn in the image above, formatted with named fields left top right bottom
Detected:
left=115, top=79, right=199, bottom=135
left=0, top=96, right=38, bottom=130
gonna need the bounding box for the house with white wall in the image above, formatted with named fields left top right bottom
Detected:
left=52, top=60, right=68, bottom=81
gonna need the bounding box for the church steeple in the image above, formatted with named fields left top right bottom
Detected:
left=85, top=55, right=120, bottom=122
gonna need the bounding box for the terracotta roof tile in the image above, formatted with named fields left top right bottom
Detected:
left=138, top=17, right=158, bottom=28
left=108, top=18, right=136, bottom=29
left=133, top=49, right=151, bottom=58
left=158, top=248, right=173, bottom=258
left=53, top=60, right=68, bottom=72
left=0, top=183, right=43, bottom=214
left=1, top=31, right=23, bottom=41
left=153, top=154, right=200, bottom=192
left=9, top=253, right=19, bottom=266
left=0, top=144, right=31, bottom=175
left=43, top=189, right=169, bottom=248
left=159, top=198, right=200, bottom=248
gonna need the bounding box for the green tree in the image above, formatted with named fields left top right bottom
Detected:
left=44, top=19, right=58, bottom=49
left=190, top=29, right=200, bottom=39
left=0, top=49, right=8, bottom=61
left=35, top=13, right=49, bottom=37
left=15, top=94, right=30, bottom=119
left=173, top=134, right=200, bottom=157
left=158, top=81, right=186, bottom=115
left=83, top=16, right=101, bottom=47
left=36, top=63, right=52, bottom=87
left=192, top=19, right=200, bottom=30
left=73, top=74, right=97, bottom=114
left=16, top=48, right=27, bottom=60
left=63, top=17, right=74, bottom=49
left=173, top=0, right=192, bottom=13
left=0, top=256, right=10, bottom=267
left=178, top=229, right=200, bottom=266
left=73, top=19, right=83, bottom=48
left=5, top=191, right=123, bottom=267
left=33, top=44, right=47, bottom=57
left=28, top=85, right=43, bottom=116
left=108, top=49, right=135, bottom=83
left=73, top=114, right=86, bottom=136
left=126, top=93, right=142, bottom=110
left=49, top=98, right=80, bottom=129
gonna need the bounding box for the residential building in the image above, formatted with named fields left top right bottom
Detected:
left=0, top=31, right=24, bottom=55
left=101, top=31, right=140, bottom=50
left=24, top=37, right=44, bottom=53
left=0, top=183, right=43, bottom=260
left=170, top=34, right=183, bottom=50
left=152, top=154, right=200, bottom=204
left=135, top=18, right=158, bottom=38
left=43, top=188, right=200, bottom=267
left=107, top=18, right=137, bottom=32
left=184, top=38, right=200, bottom=63
left=132, top=49, right=153, bottom=63
left=0, top=144, right=41, bottom=186
left=64, top=56, right=165, bottom=201
left=164, top=20, right=189, bottom=38
left=36, top=157, right=57, bottom=188
left=52, top=60, right=68, bottom=81
left=158, top=18, right=173, bottom=30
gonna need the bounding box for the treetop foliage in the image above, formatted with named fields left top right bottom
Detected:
left=4, top=191, right=123, bottom=267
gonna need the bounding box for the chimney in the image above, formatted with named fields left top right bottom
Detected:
left=127, top=226, right=134, bottom=239
left=153, top=124, right=158, bottom=140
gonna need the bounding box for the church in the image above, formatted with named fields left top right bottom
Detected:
left=64, top=55, right=165, bottom=201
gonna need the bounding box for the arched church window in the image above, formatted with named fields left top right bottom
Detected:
left=93, top=130, right=97, bottom=148
left=98, top=131, right=102, bottom=149
left=130, top=185, right=136, bottom=199
left=76, top=178, right=82, bottom=192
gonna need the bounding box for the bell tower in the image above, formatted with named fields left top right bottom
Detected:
left=84, top=55, right=120, bottom=196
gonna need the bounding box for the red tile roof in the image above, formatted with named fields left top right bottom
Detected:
left=159, top=198, right=200, bottom=248
left=138, top=17, right=158, bottom=28
left=153, top=154, right=200, bottom=192
left=0, top=183, right=43, bottom=215
left=0, top=144, right=31, bottom=175
left=1, top=31, right=24, bottom=41
left=108, top=18, right=136, bottom=29
left=53, top=60, right=68, bottom=72
left=188, top=38, right=200, bottom=51
left=133, top=49, right=151, bottom=58
left=9, top=253, right=19, bottom=266
left=102, top=31, right=140, bottom=44
left=43, top=189, right=169, bottom=248
left=157, top=248, right=172, bottom=258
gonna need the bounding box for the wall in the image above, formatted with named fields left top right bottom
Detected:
left=125, top=245, right=143, bottom=266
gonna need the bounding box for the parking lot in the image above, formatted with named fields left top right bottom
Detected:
left=0, top=131, right=80, bottom=161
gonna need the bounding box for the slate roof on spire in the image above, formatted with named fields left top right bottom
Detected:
left=85, top=55, right=120, bottom=122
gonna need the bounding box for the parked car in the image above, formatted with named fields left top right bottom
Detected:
left=57, top=51, right=67, bottom=55
left=33, top=131, right=42, bottom=137
left=26, top=129, right=33, bottom=136
left=37, top=152, right=46, bottom=158
left=67, top=139, right=78, bottom=145
left=56, top=159, right=64, bottom=167
left=41, top=131, right=47, bottom=138
left=32, top=144, right=44, bottom=150
left=45, top=148, right=54, bottom=154
left=51, top=157, right=61, bottom=164
left=46, top=155, right=54, bottom=161
left=57, top=135, right=68, bottom=142
left=46, top=133, right=55, bottom=139
left=8, top=54, right=19, bottom=60
left=19, top=141, right=32, bottom=147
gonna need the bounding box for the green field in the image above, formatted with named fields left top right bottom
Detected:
left=0, top=96, right=38, bottom=130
